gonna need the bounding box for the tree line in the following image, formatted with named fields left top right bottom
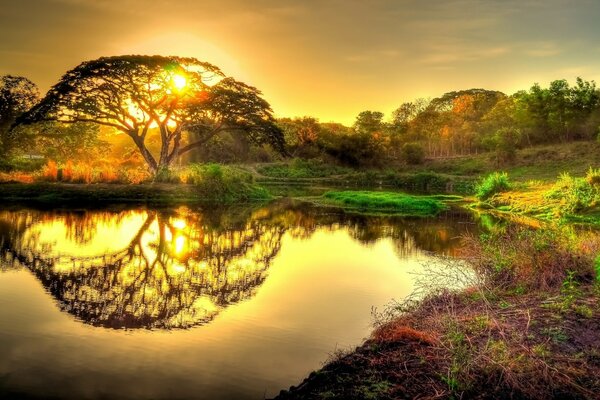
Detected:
left=1, top=55, right=600, bottom=174
left=280, top=78, right=600, bottom=166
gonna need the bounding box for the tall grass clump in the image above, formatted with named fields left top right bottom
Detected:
left=186, top=163, right=271, bottom=203
left=545, top=172, right=600, bottom=214
left=323, top=191, right=446, bottom=216
left=475, top=172, right=511, bottom=200
left=463, top=226, right=600, bottom=290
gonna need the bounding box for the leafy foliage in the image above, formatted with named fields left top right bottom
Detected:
left=20, top=55, right=284, bottom=173
left=475, top=172, right=511, bottom=200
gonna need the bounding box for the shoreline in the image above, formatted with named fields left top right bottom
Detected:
left=274, top=284, right=600, bottom=400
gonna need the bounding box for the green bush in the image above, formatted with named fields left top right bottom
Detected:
left=585, top=167, right=600, bottom=187
left=153, top=167, right=182, bottom=183
left=187, top=163, right=270, bottom=203
left=475, top=172, right=511, bottom=200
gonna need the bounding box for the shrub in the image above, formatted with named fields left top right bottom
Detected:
left=186, top=163, right=270, bottom=203
left=585, top=167, right=600, bottom=187
left=475, top=172, right=511, bottom=200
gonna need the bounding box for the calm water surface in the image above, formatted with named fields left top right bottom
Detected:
left=0, top=200, right=482, bottom=399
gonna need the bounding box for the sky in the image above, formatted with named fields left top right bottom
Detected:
left=1, top=0, right=600, bottom=125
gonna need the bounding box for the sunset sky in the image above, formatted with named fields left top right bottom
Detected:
left=2, top=0, right=600, bottom=124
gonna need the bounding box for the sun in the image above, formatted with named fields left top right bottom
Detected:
left=172, top=74, right=187, bottom=91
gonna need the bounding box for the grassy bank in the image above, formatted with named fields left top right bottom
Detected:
left=0, top=164, right=272, bottom=205
left=320, top=191, right=458, bottom=216
left=255, top=141, right=600, bottom=193
left=275, top=225, right=600, bottom=400
left=473, top=169, right=600, bottom=225
left=0, top=180, right=271, bottom=206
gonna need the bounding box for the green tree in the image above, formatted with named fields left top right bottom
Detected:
left=31, top=122, right=107, bottom=163
left=353, top=111, right=385, bottom=135
left=0, top=75, right=39, bottom=156
left=21, top=55, right=284, bottom=174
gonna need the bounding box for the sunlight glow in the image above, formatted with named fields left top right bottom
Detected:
left=172, top=74, right=187, bottom=91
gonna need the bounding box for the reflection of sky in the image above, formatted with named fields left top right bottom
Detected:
left=0, top=224, right=429, bottom=399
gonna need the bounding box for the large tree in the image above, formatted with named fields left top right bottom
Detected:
left=21, top=55, right=285, bottom=173
left=0, top=75, right=39, bottom=155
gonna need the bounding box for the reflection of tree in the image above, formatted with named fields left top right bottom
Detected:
left=0, top=202, right=480, bottom=330
left=0, top=209, right=285, bottom=329
left=249, top=200, right=478, bottom=258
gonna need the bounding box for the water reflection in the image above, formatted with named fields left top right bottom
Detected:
left=0, top=201, right=478, bottom=330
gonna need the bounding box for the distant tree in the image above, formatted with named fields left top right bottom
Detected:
left=353, top=111, right=385, bottom=135
left=401, top=142, right=425, bottom=165
left=491, top=127, right=521, bottom=165
left=20, top=55, right=284, bottom=174
left=516, top=78, right=600, bottom=144
left=0, top=75, right=39, bottom=155
left=278, top=116, right=321, bottom=157
left=390, top=98, right=429, bottom=135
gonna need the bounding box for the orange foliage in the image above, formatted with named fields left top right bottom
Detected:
left=374, top=324, right=437, bottom=345
left=124, top=168, right=151, bottom=184
left=452, top=94, right=475, bottom=115
left=0, top=171, right=35, bottom=183
left=100, top=166, right=119, bottom=183
left=72, top=163, right=93, bottom=183
left=440, top=125, right=451, bottom=139
left=42, top=160, right=58, bottom=181
left=63, top=160, right=74, bottom=181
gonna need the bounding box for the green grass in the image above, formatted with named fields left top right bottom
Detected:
left=322, top=190, right=448, bottom=216
left=475, top=172, right=511, bottom=200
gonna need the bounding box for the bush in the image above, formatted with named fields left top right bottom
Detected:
left=186, top=163, right=270, bottom=203
left=401, top=142, right=425, bottom=165
left=585, top=167, right=600, bottom=187
left=475, top=172, right=511, bottom=200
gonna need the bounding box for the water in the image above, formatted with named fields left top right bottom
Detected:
left=0, top=200, right=481, bottom=399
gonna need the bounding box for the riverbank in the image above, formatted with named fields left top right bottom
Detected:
left=0, top=182, right=271, bottom=205
left=472, top=169, right=600, bottom=226
left=275, top=225, right=600, bottom=399
left=276, top=285, right=600, bottom=400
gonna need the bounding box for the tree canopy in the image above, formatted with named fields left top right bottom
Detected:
left=0, top=75, right=39, bottom=154
left=21, top=55, right=285, bottom=172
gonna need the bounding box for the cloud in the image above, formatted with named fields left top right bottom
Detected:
left=523, top=42, right=561, bottom=57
